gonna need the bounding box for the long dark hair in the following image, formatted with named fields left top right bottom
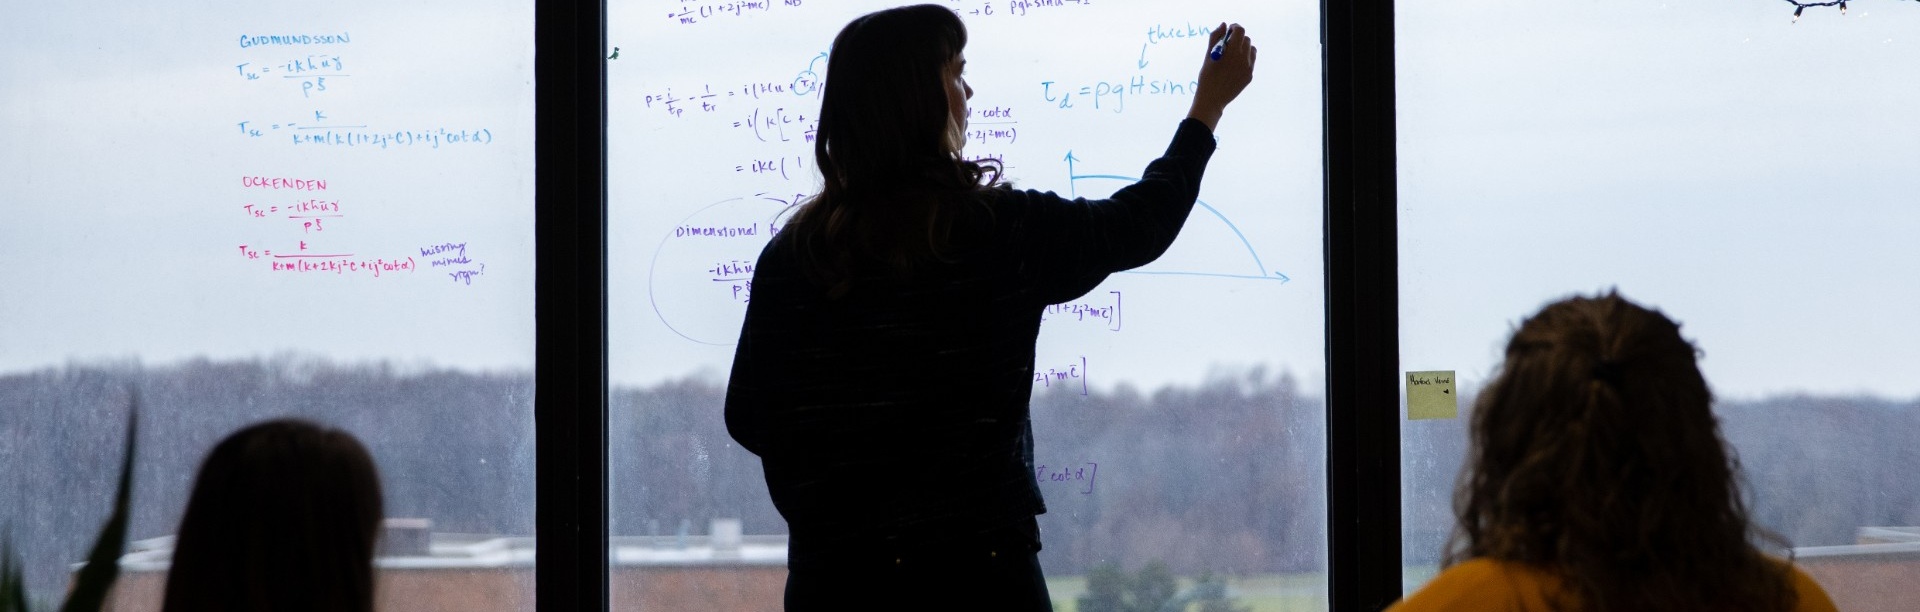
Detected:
left=786, top=4, right=1004, bottom=297
left=1447, top=291, right=1795, bottom=611
left=162, top=419, right=384, bottom=612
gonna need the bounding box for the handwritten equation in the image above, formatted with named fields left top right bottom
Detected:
left=233, top=176, right=395, bottom=277
left=967, top=125, right=1018, bottom=146
left=954, top=0, right=1096, bottom=18
left=234, top=55, right=348, bottom=98
left=733, top=106, right=817, bottom=144
left=1033, top=356, right=1089, bottom=395
left=291, top=126, right=493, bottom=148
left=224, top=30, right=507, bottom=287
left=965, top=104, right=1020, bottom=146
left=236, top=243, right=416, bottom=277
left=1042, top=290, right=1123, bottom=331
left=241, top=198, right=342, bottom=234
left=734, top=155, right=806, bottom=180
left=639, top=81, right=821, bottom=149
left=661, top=0, right=1098, bottom=25
left=642, top=80, right=817, bottom=119
left=707, top=259, right=755, bottom=302
left=1041, top=75, right=1198, bottom=112
left=230, top=33, right=500, bottom=148
left=666, top=0, right=803, bottom=26
left=1035, top=462, right=1099, bottom=495
left=238, top=176, right=341, bottom=235
left=236, top=113, right=494, bottom=149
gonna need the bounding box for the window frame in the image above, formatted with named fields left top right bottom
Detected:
left=534, top=0, right=611, bottom=609
left=528, top=0, right=1406, bottom=609
left=1322, top=0, right=1403, bottom=609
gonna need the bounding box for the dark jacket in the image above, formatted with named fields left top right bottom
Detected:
left=725, top=119, right=1216, bottom=562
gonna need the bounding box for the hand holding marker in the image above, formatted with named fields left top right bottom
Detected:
left=1187, top=23, right=1255, bottom=133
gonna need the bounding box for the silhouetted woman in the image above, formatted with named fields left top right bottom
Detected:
left=724, top=4, right=1254, bottom=609
left=1389, top=292, right=1838, bottom=612
left=162, top=419, right=384, bottom=612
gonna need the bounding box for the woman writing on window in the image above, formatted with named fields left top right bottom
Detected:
left=1390, top=292, right=1838, bottom=612
left=724, top=4, right=1255, bottom=609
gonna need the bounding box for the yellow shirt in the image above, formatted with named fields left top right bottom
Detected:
left=1387, top=558, right=1838, bottom=612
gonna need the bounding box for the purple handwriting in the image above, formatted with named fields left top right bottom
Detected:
left=965, top=105, right=1018, bottom=145
left=420, top=242, right=485, bottom=286
left=1035, top=462, right=1099, bottom=494
left=954, top=0, right=1095, bottom=18
left=666, top=0, right=800, bottom=26
left=967, top=125, right=1017, bottom=146
left=449, top=264, right=485, bottom=285
left=675, top=223, right=764, bottom=239
left=708, top=259, right=754, bottom=281
left=733, top=106, right=816, bottom=144
left=734, top=155, right=806, bottom=181
left=969, top=105, right=1014, bottom=120
left=1041, top=290, right=1122, bottom=331
left=643, top=79, right=818, bottom=119
left=420, top=241, right=466, bottom=259
left=706, top=259, right=755, bottom=302
left=1033, top=356, right=1088, bottom=396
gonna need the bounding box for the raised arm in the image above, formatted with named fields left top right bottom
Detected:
left=1003, top=23, right=1257, bottom=302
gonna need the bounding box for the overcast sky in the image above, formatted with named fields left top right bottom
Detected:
left=2, top=0, right=1914, bottom=400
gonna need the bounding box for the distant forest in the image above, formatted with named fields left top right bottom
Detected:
left=3, top=358, right=1916, bottom=594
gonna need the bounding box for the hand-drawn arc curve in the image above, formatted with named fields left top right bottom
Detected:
left=1065, top=153, right=1290, bottom=283
left=649, top=195, right=794, bottom=346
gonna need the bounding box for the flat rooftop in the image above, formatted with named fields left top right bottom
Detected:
left=115, top=533, right=789, bottom=572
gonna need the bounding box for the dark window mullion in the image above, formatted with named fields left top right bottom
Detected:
left=535, top=0, right=611, bottom=610
left=1323, top=0, right=1402, bottom=609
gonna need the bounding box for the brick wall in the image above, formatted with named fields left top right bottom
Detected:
left=101, top=565, right=786, bottom=611
left=1798, top=556, right=1920, bottom=612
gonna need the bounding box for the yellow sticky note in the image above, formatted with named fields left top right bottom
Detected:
left=1406, top=370, right=1458, bottom=420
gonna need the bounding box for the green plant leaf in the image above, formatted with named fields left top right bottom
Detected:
left=59, top=399, right=136, bottom=612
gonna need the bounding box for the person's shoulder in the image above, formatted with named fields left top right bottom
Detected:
left=753, top=222, right=798, bottom=264
left=973, top=185, right=1056, bottom=206
left=1775, top=560, right=1839, bottom=612
left=1386, top=559, right=1549, bottom=612
left=963, top=186, right=1073, bottom=230
left=971, top=186, right=1092, bottom=230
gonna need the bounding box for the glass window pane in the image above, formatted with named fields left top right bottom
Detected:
left=1, top=2, right=536, bottom=609
left=612, top=2, right=1326, bottom=608
left=1397, top=2, right=1920, bottom=608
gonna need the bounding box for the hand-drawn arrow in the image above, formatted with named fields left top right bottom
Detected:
left=1062, top=150, right=1081, bottom=197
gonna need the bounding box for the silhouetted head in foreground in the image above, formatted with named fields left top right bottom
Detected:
left=162, top=419, right=383, bottom=612
left=1449, top=291, right=1795, bottom=611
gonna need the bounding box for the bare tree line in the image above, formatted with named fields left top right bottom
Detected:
left=3, top=358, right=1913, bottom=594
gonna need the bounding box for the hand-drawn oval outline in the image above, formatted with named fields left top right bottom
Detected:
left=648, top=195, right=794, bottom=345
left=791, top=51, right=829, bottom=96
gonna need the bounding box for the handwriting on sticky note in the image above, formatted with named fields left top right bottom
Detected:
left=1406, top=370, right=1458, bottom=420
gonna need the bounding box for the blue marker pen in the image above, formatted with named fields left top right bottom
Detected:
left=1208, top=26, right=1233, bottom=61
